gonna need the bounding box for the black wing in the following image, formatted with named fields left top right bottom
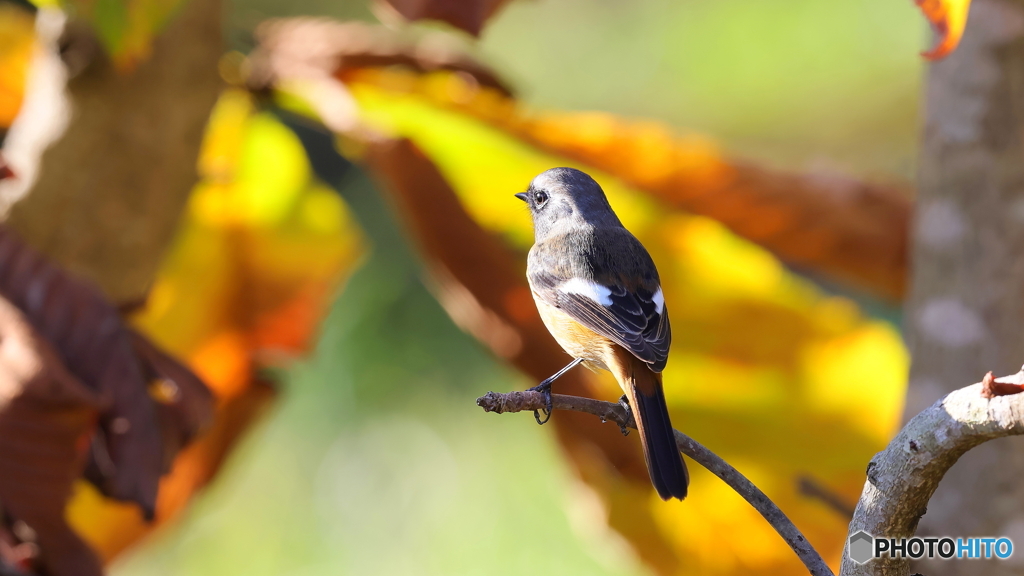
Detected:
left=529, top=270, right=672, bottom=372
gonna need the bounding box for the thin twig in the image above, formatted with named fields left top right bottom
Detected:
left=477, top=390, right=835, bottom=576
left=798, top=475, right=856, bottom=520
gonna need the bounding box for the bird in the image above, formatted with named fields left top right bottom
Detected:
left=516, top=167, right=688, bottom=501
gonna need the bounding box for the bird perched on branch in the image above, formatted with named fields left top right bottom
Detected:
left=516, top=167, right=688, bottom=500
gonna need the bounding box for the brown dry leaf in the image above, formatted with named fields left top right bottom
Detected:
left=0, top=294, right=103, bottom=576
left=129, top=331, right=216, bottom=473
left=249, top=18, right=514, bottom=97
left=250, top=20, right=911, bottom=300
left=345, top=68, right=913, bottom=301
left=66, top=380, right=276, bottom=565
left=0, top=225, right=213, bottom=522
left=375, top=0, right=513, bottom=36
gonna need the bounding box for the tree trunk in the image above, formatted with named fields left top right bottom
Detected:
left=0, top=0, right=223, bottom=303
left=904, top=0, right=1024, bottom=573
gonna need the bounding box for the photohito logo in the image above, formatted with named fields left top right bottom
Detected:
left=848, top=531, right=1014, bottom=564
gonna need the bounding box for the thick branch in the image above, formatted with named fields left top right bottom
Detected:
left=841, top=368, right=1024, bottom=575
left=477, top=390, right=834, bottom=576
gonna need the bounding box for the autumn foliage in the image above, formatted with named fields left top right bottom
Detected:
left=0, top=1, right=977, bottom=576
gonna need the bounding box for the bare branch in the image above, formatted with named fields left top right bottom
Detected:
left=841, top=367, right=1024, bottom=575
left=476, top=390, right=835, bottom=576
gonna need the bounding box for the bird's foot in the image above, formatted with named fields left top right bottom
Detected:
left=617, top=395, right=632, bottom=436
left=527, top=380, right=554, bottom=425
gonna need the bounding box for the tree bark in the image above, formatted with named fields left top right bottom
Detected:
left=842, top=373, right=1024, bottom=576
left=0, top=0, right=223, bottom=303
left=903, top=0, right=1024, bottom=573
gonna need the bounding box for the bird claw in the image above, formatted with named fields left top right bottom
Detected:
left=525, top=358, right=584, bottom=426
left=528, top=381, right=553, bottom=425
left=617, top=394, right=631, bottom=436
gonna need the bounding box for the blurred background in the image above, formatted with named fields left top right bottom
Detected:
left=0, top=0, right=935, bottom=575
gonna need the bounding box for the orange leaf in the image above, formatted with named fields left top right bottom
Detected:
left=916, top=0, right=972, bottom=60
left=344, top=67, right=912, bottom=301
left=249, top=21, right=911, bottom=300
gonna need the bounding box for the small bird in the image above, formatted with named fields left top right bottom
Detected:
left=517, top=167, right=688, bottom=501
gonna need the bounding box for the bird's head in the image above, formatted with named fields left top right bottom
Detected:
left=516, top=167, right=621, bottom=240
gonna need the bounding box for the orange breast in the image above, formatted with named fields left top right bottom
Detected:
left=534, top=297, right=614, bottom=371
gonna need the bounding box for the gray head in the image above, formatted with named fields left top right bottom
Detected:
left=515, top=167, right=622, bottom=240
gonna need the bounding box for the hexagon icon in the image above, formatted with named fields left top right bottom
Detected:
left=849, top=530, right=874, bottom=564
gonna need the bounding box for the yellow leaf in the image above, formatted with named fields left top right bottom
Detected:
left=66, top=89, right=365, bottom=561
left=344, top=68, right=911, bottom=301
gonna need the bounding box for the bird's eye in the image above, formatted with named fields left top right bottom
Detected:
left=533, top=191, right=549, bottom=206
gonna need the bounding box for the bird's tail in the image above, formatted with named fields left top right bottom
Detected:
left=615, top=350, right=688, bottom=500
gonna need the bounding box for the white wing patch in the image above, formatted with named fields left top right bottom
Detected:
left=652, top=287, right=665, bottom=314
left=560, top=278, right=613, bottom=306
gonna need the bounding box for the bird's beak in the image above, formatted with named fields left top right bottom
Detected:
left=515, top=192, right=529, bottom=202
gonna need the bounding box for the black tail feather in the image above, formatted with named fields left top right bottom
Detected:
left=632, top=385, right=688, bottom=500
